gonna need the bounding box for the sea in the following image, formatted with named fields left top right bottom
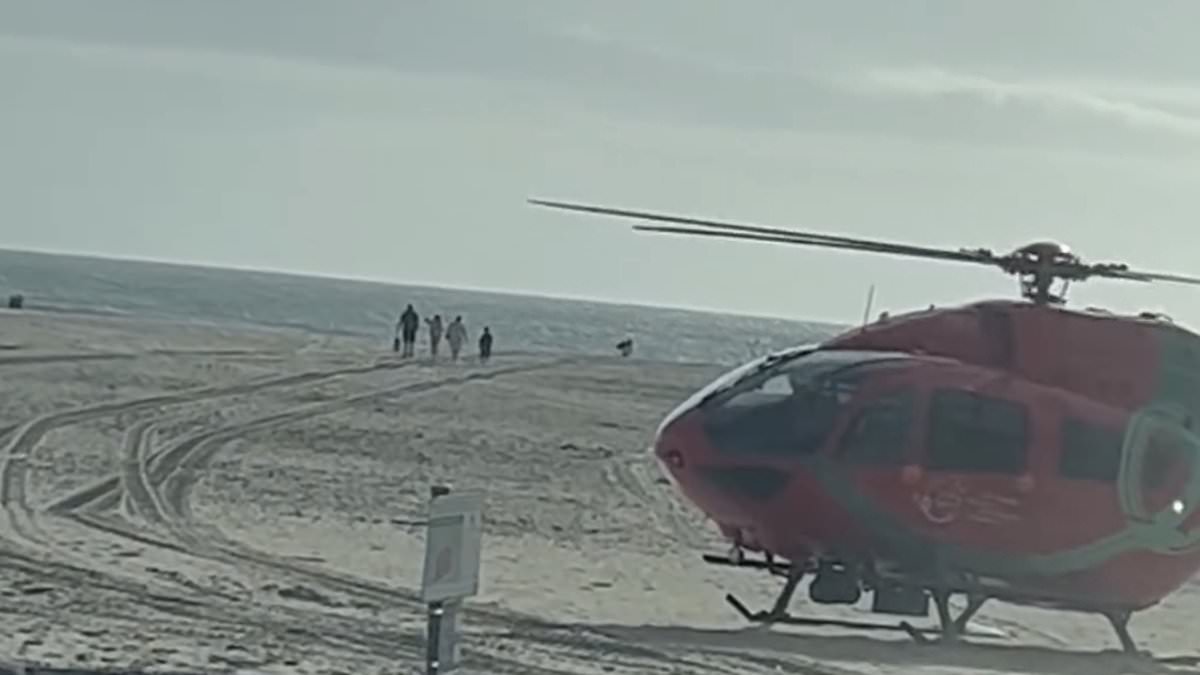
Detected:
left=0, top=249, right=845, bottom=365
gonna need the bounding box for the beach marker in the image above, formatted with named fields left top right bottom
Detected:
left=421, top=485, right=483, bottom=675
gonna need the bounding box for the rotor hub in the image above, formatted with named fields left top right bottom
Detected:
left=1001, top=242, right=1083, bottom=305
left=1011, top=241, right=1074, bottom=264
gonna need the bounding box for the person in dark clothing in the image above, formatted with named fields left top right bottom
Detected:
left=478, top=326, right=493, bottom=364
left=396, top=304, right=420, bottom=358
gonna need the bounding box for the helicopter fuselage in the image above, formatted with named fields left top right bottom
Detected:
left=527, top=196, right=1200, bottom=648
left=653, top=299, right=1200, bottom=612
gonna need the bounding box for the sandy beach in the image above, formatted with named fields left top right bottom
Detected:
left=0, top=308, right=1195, bottom=675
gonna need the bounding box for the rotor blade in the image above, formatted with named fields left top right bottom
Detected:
left=1099, top=267, right=1200, bottom=286
left=529, top=198, right=994, bottom=265
left=633, top=225, right=861, bottom=248
left=632, top=224, right=995, bottom=266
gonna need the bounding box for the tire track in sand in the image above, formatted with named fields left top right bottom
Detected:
left=31, top=357, right=416, bottom=515
left=0, top=352, right=135, bottom=366
left=0, top=542, right=431, bottom=664
left=118, top=420, right=168, bottom=525
left=99, top=357, right=624, bottom=672
left=117, top=360, right=573, bottom=602
left=12, top=355, right=727, bottom=674
left=0, top=358, right=477, bottom=667
left=126, top=357, right=737, bottom=675
left=0, top=347, right=280, bottom=366
left=60, top=357, right=617, bottom=674
left=0, top=358, right=416, bottom=605
left=602, top=453, right=708, bottom=549
left=1, top=494, right=431, bottom=665
left=60, top=358, right=567, bottom=535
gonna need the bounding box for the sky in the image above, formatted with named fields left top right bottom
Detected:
left=3, top=1, right=1200, bottom=325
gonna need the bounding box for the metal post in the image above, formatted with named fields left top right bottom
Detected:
left=425, top=600, right=444, bottom=674
left=426, top=484, right=450, bottom=674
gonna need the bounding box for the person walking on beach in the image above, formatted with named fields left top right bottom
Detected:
left=426, top=314, right=444, bottom=359
left=445, top=315, right=467, bottom=361
left=396, top=304, right=419, bottom=358
left=478, top=326, right=493, bottom=364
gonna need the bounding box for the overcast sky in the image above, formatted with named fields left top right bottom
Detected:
left=3, top=1, right=1200, bottom=324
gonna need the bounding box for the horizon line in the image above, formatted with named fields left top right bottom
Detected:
left=0, top=245, right=852, bottom=327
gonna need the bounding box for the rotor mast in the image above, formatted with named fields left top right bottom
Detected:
left=1006, top=242, right=1076, bottom=306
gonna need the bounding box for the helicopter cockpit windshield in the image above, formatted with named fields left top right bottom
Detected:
left=701, top=349, right=914, bottom=458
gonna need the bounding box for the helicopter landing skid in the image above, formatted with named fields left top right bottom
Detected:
left=706, top=552, right=1166, bottom=657
left=724, top=587, right=1003, bottom=641
left=706, top=552, right=1002, bottom=642
left=896, top=591, right=994, bottom=644
left=724, top=591, right=1003, bottom=640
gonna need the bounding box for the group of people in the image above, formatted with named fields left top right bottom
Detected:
left=394, top=304, right=493, bottom=363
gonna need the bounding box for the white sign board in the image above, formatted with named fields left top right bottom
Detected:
left=421, top=490, right=483, bottom=603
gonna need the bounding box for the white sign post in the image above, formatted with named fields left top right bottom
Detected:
left=420, top=486, right=483, bottom=675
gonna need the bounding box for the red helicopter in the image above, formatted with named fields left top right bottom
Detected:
left=529, top=197, right=1200, bottom=656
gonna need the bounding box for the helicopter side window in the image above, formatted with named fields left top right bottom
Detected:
left=926, top=389, right=1029, bottom=474
left=1058, top=417, right=1123, bottom=483
left=838, top=388, right=916, bottom=465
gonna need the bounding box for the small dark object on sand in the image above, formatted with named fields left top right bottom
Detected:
left=7, top=294, right=23, bottom=309
left=616, top=338, right=634, bottom=357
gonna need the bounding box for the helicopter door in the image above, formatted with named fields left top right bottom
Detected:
left=837, top=386, right=918, bottom=469
left=908, top=387, right=1034, bottom=548
left=835, top=385, right=921, bottom=538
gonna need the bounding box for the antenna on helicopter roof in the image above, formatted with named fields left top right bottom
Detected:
left=861, top=283, right=876, bottom=327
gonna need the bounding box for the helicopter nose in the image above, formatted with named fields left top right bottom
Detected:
left=653, top=408, right=705, bottom=473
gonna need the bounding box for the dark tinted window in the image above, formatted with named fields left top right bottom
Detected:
left=926, top=389, right=1028, bottom=473
left=1059, top=418, right=1123, bottom=482
left=704, top=379, right=844, bottom=457
left=702, top=350, right=909, bottom=458
left=839, top=389, right=916, bottom=465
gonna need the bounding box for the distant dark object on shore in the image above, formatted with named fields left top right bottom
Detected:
left=616, top=337, right=634, bottom=357
left=7, top=294, right=23, bottom=309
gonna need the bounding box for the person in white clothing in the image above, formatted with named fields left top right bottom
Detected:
left=446, top=315, right=468, bottom=361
